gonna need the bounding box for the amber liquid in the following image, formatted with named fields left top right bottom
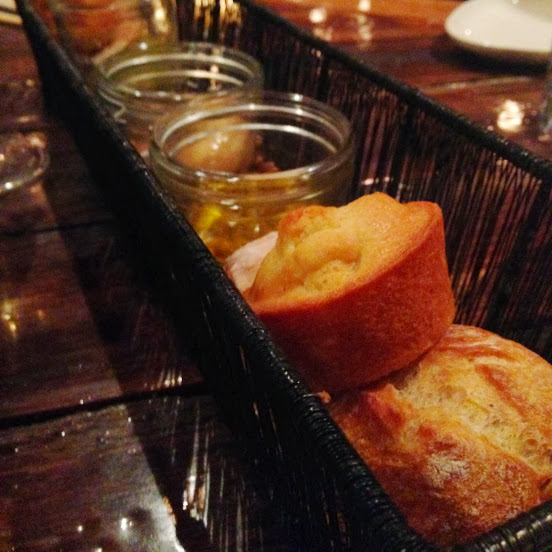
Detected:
left=166, top=136, right=353, bottom=261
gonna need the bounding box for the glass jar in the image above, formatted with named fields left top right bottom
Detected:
left=149, top=90, right=356, bottom=262
left=93, top=41, right=264, bottom=157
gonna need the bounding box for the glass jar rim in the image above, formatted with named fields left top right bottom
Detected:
left=93, top=40, right=264, bottom=121
left=149, top=90, right=356, bottom=202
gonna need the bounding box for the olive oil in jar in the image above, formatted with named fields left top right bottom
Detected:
left=150, top=91, right=356, bottom=261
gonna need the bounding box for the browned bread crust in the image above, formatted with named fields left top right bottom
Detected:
left=329, top=325, right=552, bottom=548
left=243, top=193, right=456, bottom=392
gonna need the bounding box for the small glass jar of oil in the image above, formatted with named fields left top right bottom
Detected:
left=149, top=90, right=356, bottom=262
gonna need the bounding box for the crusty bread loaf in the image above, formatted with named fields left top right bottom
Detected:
left=240, top=192, right=456, bottom=392
left=329, top=325, right=552, bottom=548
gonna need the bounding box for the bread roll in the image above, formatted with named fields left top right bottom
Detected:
left=242, top=192, right=456, bottom=392
left=329, top=325, right=552, bottom=548
left=61, top=8, right=145, bottom=56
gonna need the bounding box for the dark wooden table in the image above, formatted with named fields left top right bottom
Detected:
left=258, top=0, right=552, bottom=162
left=1, top=1, right=550, bottom=550
left=1, top=21, right=291, bottom=552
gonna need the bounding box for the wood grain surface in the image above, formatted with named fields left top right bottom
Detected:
left=256, top=0, right=551, bottom=161
left=1, top=1, right=550, bottom=550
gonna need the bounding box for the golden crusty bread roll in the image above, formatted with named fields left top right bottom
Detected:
left=238, top=192, right=456, bottom=392
left=329, top=324, right=552, bottom=548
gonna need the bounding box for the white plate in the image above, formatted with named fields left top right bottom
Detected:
left=445, top=0, right=552, bottom=64
left=0, top=0, right=16, bottom=11
left=0, top=0, right=21, bottom=25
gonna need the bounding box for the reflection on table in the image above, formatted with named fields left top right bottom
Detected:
left=257, top=0, right=552, bottom=161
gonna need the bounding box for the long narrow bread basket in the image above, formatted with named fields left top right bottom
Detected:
left=17, top=0, right=552, bottom=549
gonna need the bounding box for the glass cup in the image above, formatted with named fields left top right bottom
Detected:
left=149, top=90, right=356, bottom=262
left=0, top=81, right=50, bottom=233
left=0, top=132, right=49, bottom=196
left=0, top=81, right=49, bottom=197
left=93, top=40, right=264, bottom=158
left=47, top=0, right=178, bottom=68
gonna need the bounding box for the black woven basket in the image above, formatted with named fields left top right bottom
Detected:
left=16, top=0, right=552, bottom=550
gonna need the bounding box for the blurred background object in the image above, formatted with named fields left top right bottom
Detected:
left=0, top=80, right=49, bottom=232
left=540, top=39, right=552, bottom=136
left=0, top=0, right=22, bottom=24
left=47, top=0, right=178, bottom=67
